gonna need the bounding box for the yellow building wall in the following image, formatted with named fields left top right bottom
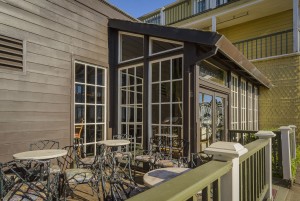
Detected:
left=218, top=10, right=293, bottom=43
left=253, top=55, right=300, bottom=141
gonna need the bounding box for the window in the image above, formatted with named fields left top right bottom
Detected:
left=231, top=74, right=239, bottom=130
left=195, top=0, right=207, bottom=13
left=151, top=56, right=183, bottom=139
left=144, top=13, right=161, bottom=25
left=150, top=38, right=183, bottom=55
left=119, top=65, right=144, bottom=154
left=74, top=61, right=106, bottom=156
left=254, top=87, right=258, bottom=130
left=199, top=61, right=227, bottom=86
left=248, top=83, right=253, bottom=130
left=119, top=33, right=144, bottom=62
left=240, top=79, right=247, bottom=130
left=0, top=34, right=24, bottom=72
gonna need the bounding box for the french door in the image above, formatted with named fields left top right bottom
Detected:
left=198, top=89, right=228, bottom=151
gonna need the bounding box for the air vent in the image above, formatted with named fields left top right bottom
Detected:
left=0, top=35, right=23, bottom=71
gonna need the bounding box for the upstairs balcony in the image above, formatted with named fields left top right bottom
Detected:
left=139, top=0, right=296, bottom=60
left=140, top=0, right=238, bottom=26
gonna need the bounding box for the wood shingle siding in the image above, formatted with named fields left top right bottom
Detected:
left=0, top=0, right=134, bottom=161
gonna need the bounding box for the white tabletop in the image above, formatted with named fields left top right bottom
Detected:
left=13, top=149, right=67, bottom=160
left=143, top=167, right=191, bottom=187
left=97, top=140, right=130, bottom=147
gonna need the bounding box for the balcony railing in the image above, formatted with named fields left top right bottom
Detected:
left=233, top=29, right=293, bottom=60
left=129, top=134, right=273, bottom=201
left=140, top=0, right=238, bottom=25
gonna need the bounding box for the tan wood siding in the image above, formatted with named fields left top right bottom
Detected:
left=0, top=0, right=132, bottom=161
left=218, top=10, right=293, bottom=43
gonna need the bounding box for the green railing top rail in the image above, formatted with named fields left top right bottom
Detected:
left=128, top=160, right=232, bottom=201
left=240, top=139, right=269, bottom=163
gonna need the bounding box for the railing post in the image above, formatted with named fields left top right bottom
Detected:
left=255, top=131, right=276, bottom=200
left=160, top=7, right=165, bottom=25
left=204, top=142, right=248, bottom=201
left=279, top=126, right=292, bottom=181
left=289, top=125, right=297, bottom=159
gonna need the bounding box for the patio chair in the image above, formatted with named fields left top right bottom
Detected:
left=101, top=152, right=141, bottom=200
left=190, top=152, right=212, bottom=168
left=134, top=136, right=165, bottom=170
left=154, top=138, right=188, bottom=169
left=29, top=140, right=59, bottom=151
left=58, top=146, right=101, bottom=200
left=0, top=159, right=57, bottom=201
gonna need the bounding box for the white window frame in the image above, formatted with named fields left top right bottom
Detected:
left=254, top=86, right=259, bottom=130
left=248, top=83, right=253, bottom=130
left=118, top=64, right=144, bottom=157
left=118, top=31, right=144, bottom=63
left=231, top=73, right=239, bottom=130
left=149, top=37, right=183, bottom=56
left=149, top=55, right=184, bottom=141
left=74, top=61, right=107, bottom=156
left=241, top=79, right=247, bottom=130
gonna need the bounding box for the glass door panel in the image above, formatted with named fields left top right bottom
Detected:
left=199, top=91, right=227, bottom=151
left=215, top=96, right=225, bottom=141
left=199, top=93, right=213, bottom=150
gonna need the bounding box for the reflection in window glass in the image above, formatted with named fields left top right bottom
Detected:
left=199, top=61, right=227, bottom=86
left=120, top=33, right=144, bottom=62
left=74, top=62, right=106, bottom=156
left=119, top=65, right=144, bottom=157
left=151, top=38, right=182, bottom=54
left=151, top=56, right=183, bottom=139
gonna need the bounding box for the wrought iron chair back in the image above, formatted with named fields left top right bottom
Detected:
left=0, top=160, right=53, bottom=201
left=29, top=140, right=59, bottom=151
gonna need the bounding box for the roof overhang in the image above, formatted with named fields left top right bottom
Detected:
left=108, top=19, right=272, bottom=88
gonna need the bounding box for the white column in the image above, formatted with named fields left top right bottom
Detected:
left=204, top=142, right=248, bottom=201
left=212, top=16, right=217, bottom=32
left=255, top=131, right=276, bottom=200
left=160, top=7, right=165, bottom=25
left=293, top=0, right=299, bottom=52
left=210, top=0, right=217, bottom=9
left=279, top=126, right=292, bottom=180
left=289, top=125, right=297, bottom=159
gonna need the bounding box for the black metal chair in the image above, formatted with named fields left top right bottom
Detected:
left=101, top=152, right=141, bottom=200
left=29, top=140, right=59, bottom=151
left=0, top=160, right=56, bottom=201
left=190, top=152, right=212, bottom=168
left=57, top=146, right=101, bottom=200
left=134, top=136, right=165, bottom=170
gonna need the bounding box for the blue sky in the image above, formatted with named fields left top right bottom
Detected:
left=108, top=0, right=175, bottom=18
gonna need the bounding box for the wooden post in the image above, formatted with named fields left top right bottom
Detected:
left=204, top=142, right=248, bottom=201
left=255, top=131, right=276, bottom=200
left=279, top=126, right=292, bottom=181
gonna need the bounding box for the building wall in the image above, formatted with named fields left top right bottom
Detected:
left=0, top=0, right=133, bottom=162
left=253, top=55, right=300, bottom=139
left=218, top=10, right=293, bottom=42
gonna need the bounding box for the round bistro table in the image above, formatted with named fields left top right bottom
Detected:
left=13, top=149, right=67, bottom=160
left=97, top=140, right=130, bottom=147
left=143, top=167, right=191, bottom=187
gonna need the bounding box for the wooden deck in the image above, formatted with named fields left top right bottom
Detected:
left=65, top=171, right=147, bottom=200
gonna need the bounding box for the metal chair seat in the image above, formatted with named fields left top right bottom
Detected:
left=155, top=160, right=175, bottom=168
left=65, top=168, right=94, bottom=184
left=4, top=182, right=48, bottom=201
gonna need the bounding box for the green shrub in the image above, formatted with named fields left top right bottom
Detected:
left=291, top=146, right=300, bottom=180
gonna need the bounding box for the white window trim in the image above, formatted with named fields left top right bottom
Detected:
left=149, top=37, right=183, bottom=56
left=231, top=73, right=239, bottom=130
left=149, top=55, right=184, bottom=141
left=118, top=64, right=144, bottom=137
left=118, top=31, right=144, bottom=64
left=74, top=61, right=107, bottom=155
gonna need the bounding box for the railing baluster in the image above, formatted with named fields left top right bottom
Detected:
left=203, top=186, right=208, bottom=201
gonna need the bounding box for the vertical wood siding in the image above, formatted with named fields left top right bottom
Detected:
left=0, top=0, right=133, bottom=162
